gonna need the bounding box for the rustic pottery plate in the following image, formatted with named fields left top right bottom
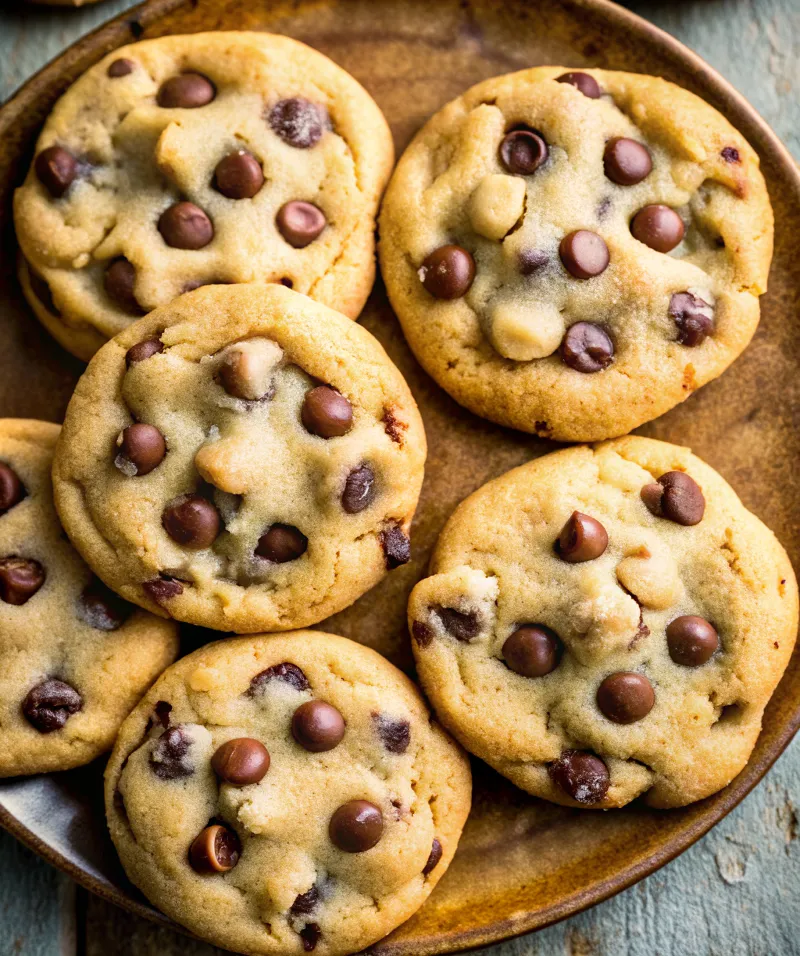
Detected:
left=1, top=0, right=799, bottom=953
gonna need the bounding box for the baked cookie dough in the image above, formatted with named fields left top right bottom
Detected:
left=14, top=31, right=394, bottom=360
left=408, top=436, right=798, bottom=809
left=379, top=67, right=773, bottom=441
left=0, top=419, right=178, bottom=778
left=105, top=631, right=471, bottom=955
left=53, top=284, right=426, bottom=633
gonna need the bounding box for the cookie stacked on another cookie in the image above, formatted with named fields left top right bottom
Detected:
left=380, top=67, right=773, bottom=441
left=52, top=284, right=426, bottom=633
left=106, top=631, right=471, bottom=956
left=408, top=436, right=798, bottom=809
left=0, top=419, right=179, bottom=778
left=14, top=32, right=394, bottom=359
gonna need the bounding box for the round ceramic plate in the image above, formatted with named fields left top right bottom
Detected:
left=1, top=0, right=799, bottom=953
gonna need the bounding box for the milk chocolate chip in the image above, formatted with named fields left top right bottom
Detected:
left=666, top=615, right=719, bottom=666
left=556, top=72, right=601, bottom=98
left=158, top=202, right=213, bottom=250
left=301, top=386, right=353, bottom=438
left=631, top=205, right=685, bottom=252
left=189, top=824, right=241, bottom=873
left=419, top=245, right=475, bottom=299
left=549, top=750, right=610, bottom=804
left=162, top=494, right=221, bottom=549
left=35, top=146, right=77, bottom=198
left=213, top=150, right=264, bottom=199
left=277, top=201, right=326, bottom=248
left=157, top=73, right=215, bottom=108
left=596, top=672, right=655, bottom=723
left=503, top=625, right=562, bottom=677
left=557, top=511, right=608, bottom=562
left=329, top=800, right=383, bottom=852
left=256, top=524, right=308, bottom=563
left=641, top=471, right=705, bottom=525
left=105, top=259, right=142, bottom=314
left=499, top=127, right=548, bottom=175
left=211, top=738, right=270, bottom=785
left=0, top=464, right=24, bottom=515
left=292, top=701, right=346, bottom=752
left=115, top=423, right=166, bottom=477
left=269, top=98, right=325, bottom=148
left=560, top=322, right=614, bottom=373
left=0, top=558, right=45, bottom=605
left=22, top=679, right=82, bottom=732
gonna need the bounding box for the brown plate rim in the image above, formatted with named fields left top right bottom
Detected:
left=1, top=0, right=799, bottom=952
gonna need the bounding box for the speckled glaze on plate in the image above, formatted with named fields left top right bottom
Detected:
left=0, top=1, right=798, bottom=953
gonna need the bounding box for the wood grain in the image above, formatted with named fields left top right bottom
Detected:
left=0, top=1, right=798, bottom=955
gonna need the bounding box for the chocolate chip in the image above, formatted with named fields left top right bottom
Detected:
left=422, top=838, right=443, bottom=876
left=292, top=701, right=346, bottom=752
left=519, top=249, right=548, bottom=276
left=597, top=672, right=655, bottom=723
left=0, top=558, right=45, bottom=605
left=256, top=524, right=308, bottom=563
left=107, top=58, right=135, bottom=78
left=499, top=127, right=548, bottom=175
left=373, top=713, right=410, bottom=754
left=412, top=621, right=433, bottom=648
left=502, top=625, right=562, bottom=677
left=125, top=337, right=163, bottom=367
left=157, top=73, right=215, bottom=108
left=28, top=267, right=59, bottom=315
left=150, top=726, right=193, bottom=779
left=435, top=606, right=480, bottom=642
left=249, top=662, right=309, bottom=694
left=559, top=230, right=609, bottom=279
left=560, top=322, right=614, bottom=373
left=721, top=146, right=740, bottom=163
left=329, top=800, right=383, bottom=852
left=154, top=700, right=172, bottom=728
left=290, top=885, right=320, bottom=916
left=211, top=738, right=271, bottom=785
left=0, top=463, right=24, bottom=515
left=162, top=494, right=221, bottom=549
left=380, top=524, right=410, bottom=570
left=276, top=201, right=326, bottom=248
left=35, top=146, right=78, bottom=198
left=603, top=137, right=652, bottom=185
left=557, top=511, right=608, bottom=562
left=666, top=615, right=719, bottom=666
left=213, top=150, right=264, bottom=199
left=669, top=292, right=714, bottom=346
left=382, top=407, right=405, bottom=445
left=158, top=202, right=214, bottom=250
left=269, top=98, right=325, bottom=148
left=631, top=204, right=685, bottom=253
left=142, top=576, right=183, bottom=604
left=301, top=386, right=353, bottom=438
left=549, top=750, right=610, bottom=804
left=556, top=72, right=601, bottom=98
left=77, top=577, right=130, bottom=630
left=299, top=924, right=321, bottom=952
left=105, top=259, right=142, bottom=314
left=640, top=471, right=705, bottom=525
left=189, top=824, right=241, bottom=873
left=115, top=423, right=166, bottom=477
left=419, top=245, right=475, bottom=299
left=341, top=464, right=376, bottom=514
left=22, top=679, right=82, bottom=732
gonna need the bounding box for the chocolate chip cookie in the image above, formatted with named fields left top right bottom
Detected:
left=408, top=436, right=797, bottom=809
left=14, top=31, right=394, bottom=360
left=0, top=419, right=178, bottom=778
left=52, top=284, right=426, bottom=633
left=379, top=67, right=773, bottom=441
left=105, top=631, right=471, bottom=954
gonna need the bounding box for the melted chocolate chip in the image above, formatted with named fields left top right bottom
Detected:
left=105, top=259, right=142, bottom=314
left=0, top=558, right=45, bottom=605
left=249, top=662, right=309, bottom=694
left=211, top=738, right=271, bottom=785
left=422, top=837, right=443, bottom=876
left=157, top=73, right=215, bottom=109
left=256, top=524, right=308, bottom=563
left=299, top=924, right=321, bottom=952
left=373, top=713, right=410, bottom=754
left=519, top=249, right=549, bottom=276
left=499, top=127, right=548, bottom=175
left=154, top=700, right=172, bottom=729
left=341, top=464, right=376, bottom=514
left=329, top=800, right=383, bottom=852
left=292, top=701, right=346, bottom=752
left=640, top=471, right=705, bottom=525
left=412, top=621, right=433, bottom=648
left=435, top=606, right=480, bottom=642
left=301, top=386, right=353, bottom=438
left=35, top=146, right=78, bottom=198
left=559, top=230, right=609, bottom=279
left=213, top=150, right=264, bottom=199
left=162, top=494, right=221, bottom=549
left=269, top=98, right=326, bottom=148
left=419, top=245, right=475, bottom=299
left=290, top=884, right=320, bottom=916
left=669, top=292, right=714, bottom=346
left=596, top=672, right=655, bottom=724
left=380, top=524, right=411, bottom=570
left=556, top=71, right=601, bottom=98
left=158, top=202, right=214, bottom=250
left=549, top=750, right=609, bottom=804
left=0, top=463, right=25, bottom=515
left=125, top=337, right=163, bottom=367
left=560, top=322, right=614, bottom=373
left=143, top=576, right=183, bottom=605
left=556, top=511, right=608, bottom=562
left=276, top=201, right=326, bottom=248
left=115, top=423, right=166, bottom=477
left=189, top=824, right=241, bottom=873
left=150, top=726, right=193, bottom=779
left=22, top=679, right=82, bottom=732
left=77, top=577, right=130, bottom=630
left=382, top=407, right=406, bottom=445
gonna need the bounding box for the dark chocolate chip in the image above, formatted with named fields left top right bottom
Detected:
left=603, top=137, right=652, bottom=185
left=666, top=615, right=719, bottom=666
left=162, top=494, right=221, bottom=549
left=22, top=679, right=82, bottom=733
left=276, top=201, right=326, bottom=248
left=35, top=146, right=78, bottom=198
left=249, top=662, right=309, bottom=694
left=125, top=337, right=163, bottom=367
left=154, top=700, right=172, bottom=728
left=380, top=524, right=411, bottom=570
left=373, top=712, right=410, bottom=754
left=0, top=463, right=25, bottom=515
left=301, top=386, right=353, bottom=438
left=213, top=150, right=264, bottom=199
left=382, top=407, right=405, bottom=445
left=556, top=511, right=609, bottom=562
left=341, top=464, right=376, bottom=514
left=0, top=558, right=45, bottom=605
left=115, top=423, right=166, bottom=476
left=77, top=577, right=130, bottom=631
left=143, top=576, right=183, bottom=604
left=292, top=701, right=346, bottom=752
left=256, top=524, right=308, bottom=563
left=560, top=322, right=614, bottom=373
left=631, top=204, right=685, bottom=253
left=211, top=738, right=271, bottom=785
left=189, top=824, right=241, bottom=873
left=499, top=127, right=548, bottom=175
left=549, top=750, right=610, bottom=804
left=721, top=146, right=740, bottom=163
left=559, top=230, right=609, bottom=279
left=299, top=924, right=321, bottom=952
left=640, top=471, right=705, bottom=525
left=422, top=837, right=443, bottom=876
left=412, top=621, right=433, bottom=648
left=150, top=726, right=193, bottom=779
left=419, top=245, right=475, bottom=299
left=519, top=249, right=549, bottom=276
left=269, top=98, right=326, bottom=148
left=107, top=58, right=135, bottom=78
left=329, top=800, right=383, bottom=852
left=157, top=73, right=215, bottom=108
left=596, top=672, right=655, bottom=724
left=158, top=202, right=214, bottom=250
left=105, top=258, right=142, bottom=314
left=435, top=605, right=480, bottom=642
left=556, top=72, right=601, bottom=98
left=290, top=884, right=320, bottom=916
left=502, top=625, right=562, bottom=677
left=669, top=292, right=714, bottom=347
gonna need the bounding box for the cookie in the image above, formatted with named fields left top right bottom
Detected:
left=379, top=67, right=773, bottom=441
left=0, top=419, right=178, bottom=778
left=407, top=436, right=798, bottom=809
left=105, top=630, right=471, bottom=955
left=14, top=32, right=394, bottom=361
left=52, top=283, right=426, bottom=634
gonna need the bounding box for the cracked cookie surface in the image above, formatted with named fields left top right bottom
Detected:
left=105, top=631, right=471, bottom=955
left=52, top=284, right=426, bottom=633
left=379, top=67, right=773, bottom=441
left=0, top=419, right=178, bottom=778
left=14, top=31, right=393, bottom=360
left=407, top=436, right=797, bottom=809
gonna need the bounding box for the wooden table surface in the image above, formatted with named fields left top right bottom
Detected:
left=1, top=1, right=799, bottom=954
